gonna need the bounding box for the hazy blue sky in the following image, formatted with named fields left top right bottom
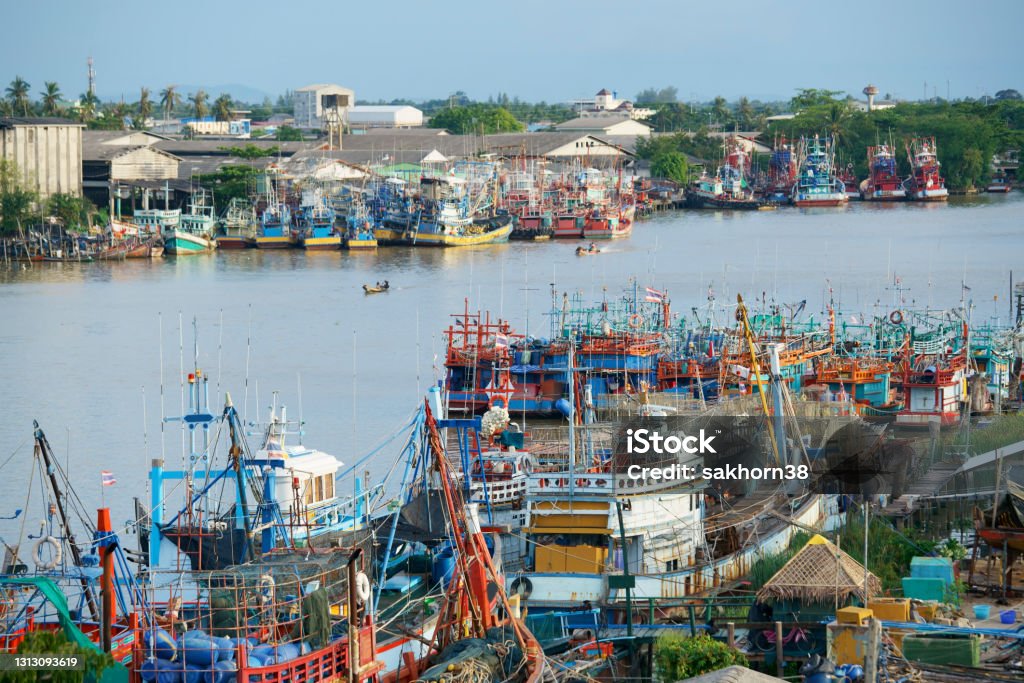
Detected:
left=2, top=0, right=1020, bottom=105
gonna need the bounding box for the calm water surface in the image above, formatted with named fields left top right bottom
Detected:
left=0, top=193, right=1021, bottom=540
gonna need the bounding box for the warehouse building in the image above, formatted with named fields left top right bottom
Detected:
left=0, top=117, right=84, bottom=199
left=347, top=105, right=424, bottom=130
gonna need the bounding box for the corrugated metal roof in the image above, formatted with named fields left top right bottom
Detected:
left=0, top=116, right=83, bottom=128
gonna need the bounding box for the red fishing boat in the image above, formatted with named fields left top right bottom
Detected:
left=860, top=144, right=906, bottom=201
left=903, top=136, right=949, bottom=201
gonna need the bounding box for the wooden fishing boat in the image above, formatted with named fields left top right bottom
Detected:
left=363, top=283, right=390, bottom=294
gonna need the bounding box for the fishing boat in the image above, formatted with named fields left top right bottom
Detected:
left=165, top=189, right=217, bottom=255
left=860, top=144, right=906, bottom=201
left=374, top=167, right=513, bottom=247
left=687, top=138, right=761, bottom=209
left=894, top=318, right=968, bottom=428
left=763, top=137, right=797, bottom=203
left=511, top=206, right=554, bottom=240
left=363, top=282, right=389, bottom=294
left=576, top=244, right=601, bottom=256
left=344, top=198, right=378, bottom=250
left=215, top=197, right=257, bottom=249
left=295, top=186, right=341, bottom=250
left=255, top=174, right=293, bottom=249
left=838, top=163, right=860, bottom=200
left=986, top=172, right=1013, bottom=193
left=903, top=136, right=949, bottom=201
left=505, top=167, right=554, bottom=240
left=133, top=189, right=181, bottom=253
left=790, top=135, right=848, bottom=207
left=140, top=364, right=379, bottom=572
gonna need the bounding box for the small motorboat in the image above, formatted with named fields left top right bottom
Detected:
left=576, top=244, right=601, bottom=256
left=363, top=281, right=390, bottom=294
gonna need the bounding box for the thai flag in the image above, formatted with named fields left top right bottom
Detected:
left=101, top=471, right=116, bottom=487
left=644, top=287, right=666, bottom=303
left=494, top=333, right=509, bottom=349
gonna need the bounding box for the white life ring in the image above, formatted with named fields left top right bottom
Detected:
left=33, top=536, right=62, bottom=570
left=258, top=574, right=276, bottom=604
left=354, top=571, right=371, bottom=604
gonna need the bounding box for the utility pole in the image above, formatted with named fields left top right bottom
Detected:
left=87, top=56, right=96, bottom=97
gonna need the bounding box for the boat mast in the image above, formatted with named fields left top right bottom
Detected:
left=32, top=421, right=99, bottom=620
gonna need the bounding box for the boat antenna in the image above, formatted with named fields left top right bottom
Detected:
left=216, top=309, right=224, bottom=400
left=243, top=304, right=252, bottom=422
left=297, top=372, right=304, bottom=446
left=159, top=313, right=166, bottom=463
left=178, top=312, right=186, bottom=468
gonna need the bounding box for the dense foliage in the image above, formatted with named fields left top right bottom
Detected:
left=654, top=633, right=748, bottom=680
left=47, top=193, right=92, bottom=231
left=650, top=150, right=688, bottom=184
left=0, top=159, right=38, bottom=236
left=275, top=125, right=304, bottom=141
left=427, top=104, right=525, bottom=134
left=769, top=99, right=1024, bottom=190
left=7, top=629, right=116, bottom=683
left=195, top=165, right=262, bottom=208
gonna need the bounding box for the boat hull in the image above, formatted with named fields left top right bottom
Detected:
left=906, top=189, right=949, bottom=201
left=215, top=235, right=255, bottom=249
left=163, top=231, right=214, bottom=255
left=301, top=235, right=342, bottom=250
left=346, top=238, right=378, bottom=250
left=255, top=235, right=293, bottom=249
left=374, top=217, right=512, bottom=247
left=792, top=196, right=847, bottom=207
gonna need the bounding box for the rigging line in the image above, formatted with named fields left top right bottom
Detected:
left=159, top=313, right=166, bottom=464
left=12, top=450, right=37, bottom=562
left=178, top=311, right=186, bottom=470
left=216, top=308, right=224, bottom=401
left=243, top=304, right=252, bottom=423
left=0, top=436, right=29, bottom=472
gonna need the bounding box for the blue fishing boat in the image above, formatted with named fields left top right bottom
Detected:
left=294, top=186, right=341, bottom=250
left=255, top=173, right=293, bottom=249
left=791, top=135, right=848, bottom=207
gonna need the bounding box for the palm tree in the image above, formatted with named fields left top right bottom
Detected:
left=213, top=94, right=233, bottom=122
left=159, top=85, right=180, bottom=121
left=737, top=96, right=754, bottom=130
left=40, top=82, right=62, bottom=116
left=6, top=76, right=32, bottom=116
left=825, top=102, right=852, bottom=149
left=711, top=95, right=729, bottom=127
left=136, top=87, right=152, bottom=129
left=77, top=91, right=100, bottom=122
left=190, top=90, right=208, bottom=119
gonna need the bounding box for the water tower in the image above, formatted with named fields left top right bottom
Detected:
left=863, top=84, right=879, bottom=112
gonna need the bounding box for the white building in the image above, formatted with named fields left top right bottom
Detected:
left=347, top=105, right=423, bottom=129
left=293, top=84, right=355, bottom=129
left=570, top=88, right=655, bottom=120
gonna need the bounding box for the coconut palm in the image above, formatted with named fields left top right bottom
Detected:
left=825, top=102, right=852, bottom=149
left=136, top=87, right=152, bottom=129
left=77, top=91, right=100, bottom=122
left=40, top=82, right=62, bottom=116
left=190, top=90, right=208, bottom=119
left=6, top=76, right=31, bottom=116
left=213, top=93, right=233, bottom=122
left=159, top=85, right=180, bottom=121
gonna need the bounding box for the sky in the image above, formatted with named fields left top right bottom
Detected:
left=2, top=0, right=1021, bottom=106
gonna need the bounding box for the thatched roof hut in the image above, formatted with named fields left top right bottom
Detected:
left=756, top=534, right=881, bottom=606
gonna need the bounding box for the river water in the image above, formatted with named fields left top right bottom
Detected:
left=0, top=193, right=1020, bottom=545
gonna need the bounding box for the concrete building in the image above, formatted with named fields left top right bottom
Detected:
left=0, top=117, right=84, bottom=199
left=293, top=84, right=355, bottom=129
left=347, top=105, right=424, bottom=129
left=553, top=115, right=652, bottom=137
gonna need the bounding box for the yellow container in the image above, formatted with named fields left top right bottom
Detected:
left=868, top=598, right=911, bottom=622
left=836, top=606, right=873, bottom=625
left=832, top=626, right=867, bottom=666
left=917, top=603, right=940, bottom=622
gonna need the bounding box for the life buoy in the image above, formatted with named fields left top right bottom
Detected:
left=510, top=576, right=533, bottom=599
left=628, top=314, right=644, bottom=329
left=538, top=478, right=547, bottom=488
left=258, top=574, right=275, bottom=604
left=594, top=479, right=608, bottom=487
left=557, top=478, right=568, bottom=487
left=889, top=310, right=903, bottom=325
left=354, top=571, right=371, bottom=604
left=490, top=396, right=507, bottom=409
left=33, top=536, right=62, bottom=571
left=575, top=479, right=587, bottom=488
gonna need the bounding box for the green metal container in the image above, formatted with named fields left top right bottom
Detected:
left=901, top=634, right=980, bottom=667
